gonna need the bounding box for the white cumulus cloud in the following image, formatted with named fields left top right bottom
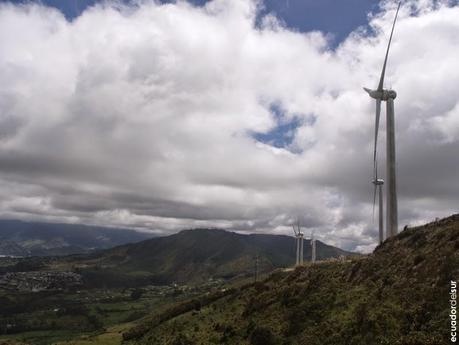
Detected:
left=0, top=0, right=458, bottom=251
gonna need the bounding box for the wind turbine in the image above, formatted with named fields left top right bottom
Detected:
left=311, top=231, right=316, bottom=263
left=254, top=253, right=259, bottom=282
left=364, top=2, right=401, bottom=240
left=292, top=221, right=304, bottom=266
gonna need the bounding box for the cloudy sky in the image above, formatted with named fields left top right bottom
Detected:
left=0, top=0, right=458, bottom=252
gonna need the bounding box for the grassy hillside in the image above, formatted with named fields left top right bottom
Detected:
left=74, top=228, right=352, bottom=287
left=123, top=215, right=459, bottom=345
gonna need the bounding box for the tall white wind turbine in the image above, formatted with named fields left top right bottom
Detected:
left=364, top=2, right=401, bottom=239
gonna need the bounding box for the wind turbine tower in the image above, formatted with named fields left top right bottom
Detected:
left=373, top=177, right=384, bottom=244
left=254, top=254, right=259, bottom=282
left=311, top=231, right=316, bottom=263
left=364, top=2, right=401, bottom=239
left=292, top=221, right=304, bottom=266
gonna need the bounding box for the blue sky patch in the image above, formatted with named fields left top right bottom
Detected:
left=7, top=0, right=380, bottom=46
left=252, top=103, right=305, bottom=150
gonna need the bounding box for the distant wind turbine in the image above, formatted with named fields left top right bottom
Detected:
left=310, top=231, right=317, bottom=263
left=292, top=221, right=304, bottom=266
left=364, top=2, right=401, bottom=240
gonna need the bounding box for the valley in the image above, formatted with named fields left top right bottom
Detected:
left=0, top=226, right=350, bottom=344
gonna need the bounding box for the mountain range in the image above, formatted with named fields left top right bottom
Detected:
left=1, top=224, right=354, bottom=287
left=0, top=219, right=154, bottom=256
left=62, top=228, right=353, bottom=287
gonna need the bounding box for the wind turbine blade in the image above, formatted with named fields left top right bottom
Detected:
left=377, top=2, right=401, bottom=91
left=373, top=99, right=382, bottom=176
left=372, top=162, right=379, bottom=222
left=292, top=225, right=297, bottom=236
left=363, top=87, right=372, bottom=95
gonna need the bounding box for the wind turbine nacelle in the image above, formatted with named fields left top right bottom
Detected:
left=364, top=88, right=397, bottom=100
left=386, top=90, right=397, bottom=99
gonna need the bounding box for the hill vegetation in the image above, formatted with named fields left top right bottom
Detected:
left=3, top=217, right=455, bottom=345
left=0, top=227, right=352, bottom=344
left=122, top=215, right=459, bottom=345
left=69, top=228, right=352, bottom=287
